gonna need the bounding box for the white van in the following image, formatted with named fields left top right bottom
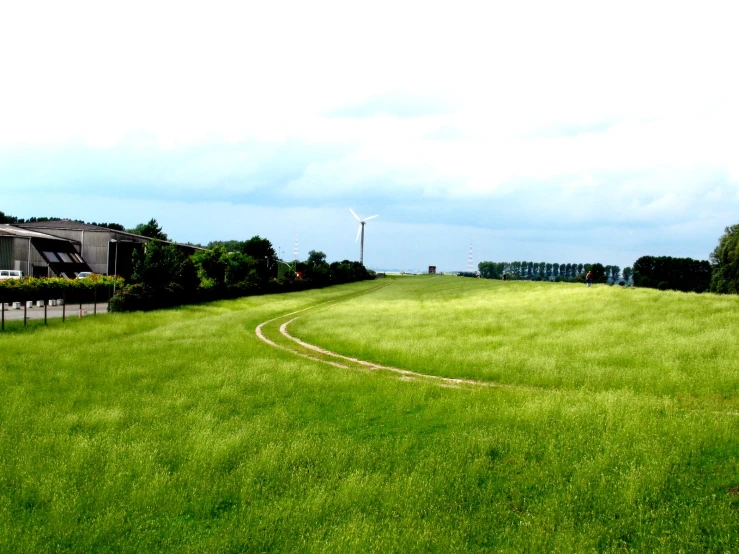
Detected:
left=0, top=270, right=24, bottom=280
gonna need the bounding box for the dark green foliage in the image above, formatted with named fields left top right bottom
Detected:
left=192, top=245, right=230, bottom=288
left=589, top=263, right=608, bottom=283
left=0, top=275, right=123, bottom=303
left=479, top=260, right=611, bottom=282
left=112, top=240, right=198, bottom=310
left=225, top=252, right=259, bottom=286
left=206, top=239, right=247, bottom=252
left=633, top=256, right=711, bottom=293
left=478, top=261, right=506, bottom=279
left=0, top=210, right=18, bottom=223
left=623, top=267, right=632, bottom=283
left=0, top=211, right=124, bottom=229
left=241, top=236, right=277, bottom=282
left=307, top=250, right=327, bottom=265
left=88, top=222, right=126, bottom=231
left=110, top=237, right=373, bottom=312
left=128, top=218, right=168, bottom=241
left=334, top=261, right=370, bottom=283
left=710, top=224, right=739, bottom=294
left=131, top=240, right=183, bottom=289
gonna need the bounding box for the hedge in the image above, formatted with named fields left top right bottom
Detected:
left=0, top=275, right=125, bottom=304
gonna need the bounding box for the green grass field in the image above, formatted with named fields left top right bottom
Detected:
left=1, top=277, right=738, bottom=552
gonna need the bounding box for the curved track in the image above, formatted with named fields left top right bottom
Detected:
left=254, top=283, right=739, bottom=413
left=254, top=283, right=530, bottom=390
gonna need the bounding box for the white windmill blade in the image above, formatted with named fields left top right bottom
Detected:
left=349, top=208, right=361, bottom=221
left=363, top=214, right=379, bottom=221
left=355, top=224, right=362, bottom=242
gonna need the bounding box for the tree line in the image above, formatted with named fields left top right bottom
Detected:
left=109, top=235, right=374, bottom=312
left=477, top=261, right=631, bottom=284
left=476, top=224, right=739, bottom=294
left=0, top=211, right=125, bottom=231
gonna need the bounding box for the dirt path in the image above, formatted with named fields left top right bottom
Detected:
left=254, top=284, right=739, bottom=413
left=254, top=283, right=523, bottom=390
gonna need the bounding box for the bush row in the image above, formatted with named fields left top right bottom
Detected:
left=0, top=275, right=125, bottom=304
left=108, top=273, right=374, bottom=312
left=107, top=239, right=375, bottom=312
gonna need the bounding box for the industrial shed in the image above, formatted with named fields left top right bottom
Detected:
left=0, top=225, right=91, bottom=277
left=16, top=221, right=204, bottom=280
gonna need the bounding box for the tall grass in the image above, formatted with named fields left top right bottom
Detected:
left=294, top=277, right=739, bottom=411
left=1, top=278, right=737, bottom=552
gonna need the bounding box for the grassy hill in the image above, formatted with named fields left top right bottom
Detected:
left=1, top=277, right=737, bottom=552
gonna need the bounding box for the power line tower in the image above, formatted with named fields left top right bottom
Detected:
left=293, top=234, right=299, bottom=262
left=466, top=240, right=474, bottom=273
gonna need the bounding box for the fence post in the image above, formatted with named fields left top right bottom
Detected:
left=24, top=299, right=27, bottom=327
left=94, top=287, right=97, bottom=316
left=1, top=297, right=4, bottom=332
left=44, top=299, right=48, bottom=325
left=62, top=292, right=66, bottom=323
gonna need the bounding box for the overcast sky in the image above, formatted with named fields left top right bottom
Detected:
left=1, top=1, right=737, bottom=272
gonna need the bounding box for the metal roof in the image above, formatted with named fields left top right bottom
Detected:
left=16, top=220, right=206, bottom=250
left=15, top=220, right=114, bottom=232
left=0, top=224, right=76, bottom=242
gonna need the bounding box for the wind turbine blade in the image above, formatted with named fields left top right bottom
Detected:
left=364, top=215, right=379, bottom=221
left=349, top=208, right=361, bottom=221
left=356, top=224, right=362, bottom=243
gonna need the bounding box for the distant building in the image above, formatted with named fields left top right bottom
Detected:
left=1, top=224, right=91, bottom=277
left=13, top=220, right=204, bottom=280
left=428, top=265, right=436, bottom=274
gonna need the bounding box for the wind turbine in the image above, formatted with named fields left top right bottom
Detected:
left=349, top=208, right=378, bottom=265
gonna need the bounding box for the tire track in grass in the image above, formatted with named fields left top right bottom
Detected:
left=278, top=316, right=517, bottom=389
left=255, top=283, right=394, bottom=371
left=255, top=282, right=525, bottom=390
left=255, top=282, right=739, bottom=412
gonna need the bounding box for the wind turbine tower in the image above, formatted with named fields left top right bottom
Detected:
left=350, top=208, right=379, bottom=265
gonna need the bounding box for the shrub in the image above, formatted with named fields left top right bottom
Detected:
left=710, top=224, right=739, bottom=294
left=633, top=256, right=711, bottom=293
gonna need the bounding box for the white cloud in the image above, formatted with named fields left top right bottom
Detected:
left=2, top=0, right=738, bottom=267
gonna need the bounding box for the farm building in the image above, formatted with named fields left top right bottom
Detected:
left=8, top=221, right=204, bottom=280
left=0, top=224, right=91, bottom=277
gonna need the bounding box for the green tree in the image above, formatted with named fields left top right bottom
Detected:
left=192, top=245, right=229, bottom=288
left=633, top=256, right=710, bottom=292
left=225, top=252, right=259, bottom=285
left=623, top=267, right=632, bottom=284
left=130, top=218, right=168, bottom=241
left=307, top=250, right=327, bottom=265
left=710, top=224, right=739, bottom=294
left=207, top=240, right=246, bottom=252
left=131, top=240, right=181, bottom=288
left=589, top=263, right=608, bottom=283
left=0, top=211, right=19, bottom=224
left=241, top=236, right=277, bottom=283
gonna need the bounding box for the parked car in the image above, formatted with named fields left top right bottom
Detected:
left=0, top=270, right=24, bottom=280
left=76, top=272, right=93, bottom=279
